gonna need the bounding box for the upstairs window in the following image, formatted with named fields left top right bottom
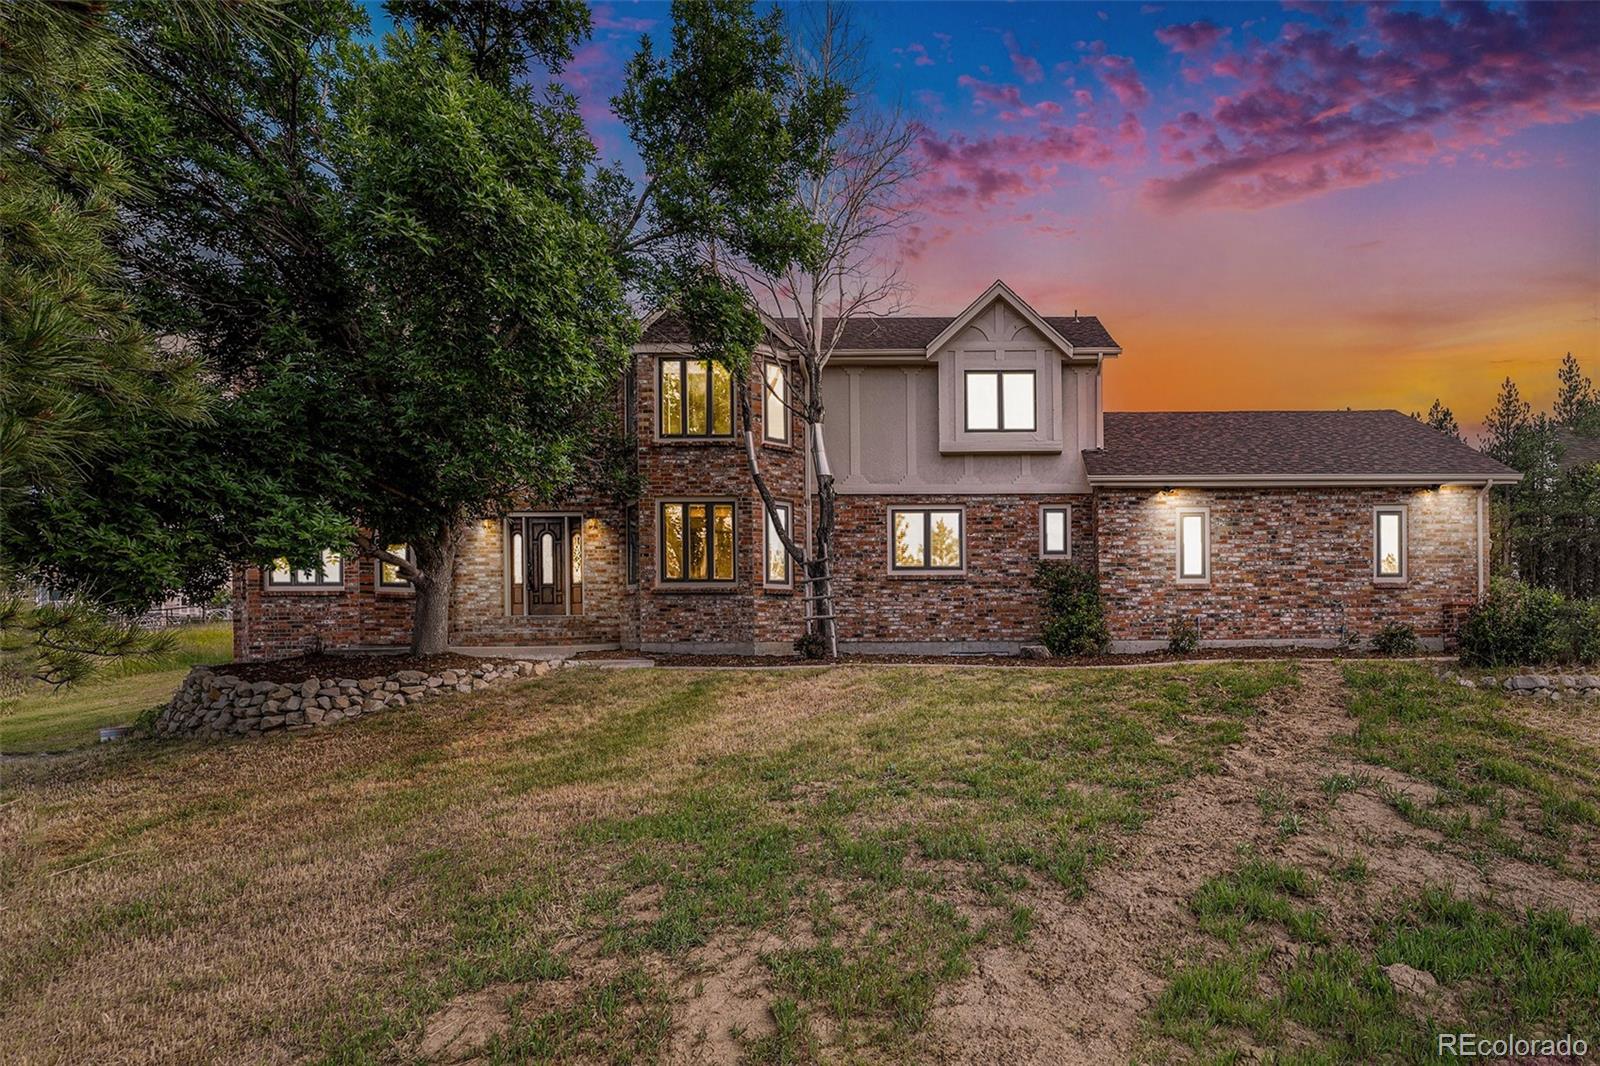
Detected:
left=964, top=370, right=1035, bottom=432
left=763, top=361, right=790, bottom=444
left=765, top=501, right=793, bottom=586
left=661, top=501, right=736, bottom=583
left=1374, top=507, right=1407, bottom=581
left=377, top=544, right=413, bottom=589
left=268, top=550, right=343, bottom=588
left=659, top=357, right=733, bottom=438
left=891, top=508, right=964, bottom=572
left=1041, top=506, right=1071, bottom=557
left=1176, top=509, right=1209, bottom=582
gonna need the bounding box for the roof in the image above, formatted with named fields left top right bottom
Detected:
left=1084, top=411, right=1520, bottom=484
left=1554, top=426, right=1600, bottom=471
left=639, top=312, right=1119, bottom=351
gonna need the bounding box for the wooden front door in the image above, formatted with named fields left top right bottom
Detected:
left=525, top=517, right=566, bottom=615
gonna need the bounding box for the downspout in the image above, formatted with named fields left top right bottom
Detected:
left=1476, top=483, right=1487, bottom=599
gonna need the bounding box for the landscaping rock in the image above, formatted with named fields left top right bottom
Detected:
left=1020, top=644, right=1051, bottom=660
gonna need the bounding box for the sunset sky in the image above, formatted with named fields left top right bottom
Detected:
left=369, top=2, right=1599, bottom=439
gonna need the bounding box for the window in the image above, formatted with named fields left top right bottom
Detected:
left=1041, top=506, right=1071, bottom=557
left=763, top=361, right=790, bottom=444
left=623, top=360, right=637, bottom=437
left=506, top=516, right=584, bottom=615
left=890, top=508, right=963, bottom=572
left=1374, top=507, right=1407, bottom=581
left=765, top=501, right=793, bottom=586
left=625, top=503, right=639, bottom=586
left=377, top=544, right=413, bottom=589
left=660, top=501, right=736, bottom=583
left=1176, top=509, right=1209, bottom=582
left=659, top=357, right=733, bottom=438
left=267, top=550, right=343, bottom=588
left=964, top=370, right=1035, bottom=431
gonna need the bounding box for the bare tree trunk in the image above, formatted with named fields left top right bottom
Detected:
left=409, top=524, right=460, bottom=656
left=806, top=374, right=839, bottom=658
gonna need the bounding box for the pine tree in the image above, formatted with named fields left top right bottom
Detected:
left=1413, top=399, right=1461, bottom=440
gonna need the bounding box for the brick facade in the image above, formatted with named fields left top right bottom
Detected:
left=1094, top=486, right=1485, bottom=649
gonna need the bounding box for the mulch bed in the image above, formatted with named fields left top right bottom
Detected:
left=211, top=652, right=521, bottom=684
left=572, top=647, right=1432, bottom=668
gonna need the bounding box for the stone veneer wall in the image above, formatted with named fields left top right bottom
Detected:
left=828, top=493, right=1096, bottom=652
left=1094, top=486, right=1485, bottom=648
left=156, top=658, right=554, bottom=739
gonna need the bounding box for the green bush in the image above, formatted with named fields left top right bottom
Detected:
left=793, top=630, right=829, bottom=660
left=1167, top=617, right=1200, bottom=655
left=1370, top=622, right=1419, bottom=656
left=1458, top=579, right=1600, bottom=667
left=1034, top=561, right=1109, bottom=656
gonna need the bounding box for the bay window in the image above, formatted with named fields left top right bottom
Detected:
left=659, top=357, right=734, bottom=438
left=765, top=501, right=792, bottom=587
left=764, top=361, right=790, bottom=444
left=660, top=501, right=736, bottom=583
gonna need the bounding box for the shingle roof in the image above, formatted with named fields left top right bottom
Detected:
left=1084, top=411, right=1519, bottom=482
left=640, top=312, right=1119, bottom=351
left=1554, top=426, right=1600, bottom=471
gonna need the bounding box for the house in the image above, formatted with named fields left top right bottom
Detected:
left=231, top=281, right=1520, bottom=660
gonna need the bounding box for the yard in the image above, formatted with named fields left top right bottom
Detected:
left=0, top=660, right=1595, bottom=1064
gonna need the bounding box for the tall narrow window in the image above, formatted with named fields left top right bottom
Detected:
left=1041, top=506, right=1071, bottom=557
left=267, top=550, right=343, bottom=588
left=660, top=501, right=736, bottom=584
left=377, top=544, right=413, bottom=589
left=890, top=509, right=964, bottom=572
left=623, top=360, right=637, bottom=437
left=659, top=358, right=734, bottom=438
left=625, top=503, right=639, bottom=586
left=1177, top=510, right=1209, bottom=582
left=1375, top=507, right=1407, bottom=581
left=765, top=501, right=792, bottom=586
left=964, top=370, right=1035, bottom=431
left=764, top=362, right=790, bottom=444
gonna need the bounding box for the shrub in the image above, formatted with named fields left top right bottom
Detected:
left=1458, top=579, right=1600, bottom=667
left=1167, top=617, right=1200, bottom=655
left=793, top=630, right=829, bottom=660
left=1369, top=622, right=1419, bottom=657
left=1034, top=561, right=1109, bottom=656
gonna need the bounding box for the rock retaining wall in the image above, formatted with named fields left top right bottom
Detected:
left=156, top=658, right=557, bottom=739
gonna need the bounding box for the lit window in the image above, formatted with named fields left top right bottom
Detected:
left=1177, top=510, right=1208, bottom=582
left=659, top=358, right=733, bottom=438
left=764, top=362, right=790, bottom=443
left=267, top=550, right=343, bottom=588
left=660, top=501, right=736, bottom=583
left=765, top=501, right=792, bottom=586
left=1375, top=507, right=1407, bottom=581
left=891, top=508, right=963, bottom=571
left=964, top=370, right=1035, bottom=431
left=1041, top=506, right=1071, bottom=557
left=378, top=544, right=413, bottom=588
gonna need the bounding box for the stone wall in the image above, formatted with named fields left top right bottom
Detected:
left=1095, top=486, right=1485, bottom=649
left=156, top=658, right=554, bottom=739
left=829, top=493, right=1096, bottom=652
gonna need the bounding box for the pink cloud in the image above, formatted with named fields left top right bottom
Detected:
left=1001, top=30, right=1045, bottom=83
left=590, top=4, right=654, bottom=33
left=1091, top=54, right=1150, bottom=109
left=912, top=114, right=1140, bottom=215
left=898, top=42, right=937, bottom=67
left=1143, top=3, right=1600, bottom=211
left=1155, top=20, right=1229, bottom=55
left=959, top=76, right=1064, bottom=123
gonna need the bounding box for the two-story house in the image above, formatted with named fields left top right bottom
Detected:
left=232, top=281, right=1520, bottom=660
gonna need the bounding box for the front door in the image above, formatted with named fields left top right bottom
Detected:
left=525, top=517, right=566, bottom=615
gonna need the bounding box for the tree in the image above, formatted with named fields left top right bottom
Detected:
left=727, top=2, right=922, bottom=656
left=1554, top=353, right=1599, bottom=433
left=383, top=0, right=591, bottom=87
left=1412, top=399, right=1460, bottom=440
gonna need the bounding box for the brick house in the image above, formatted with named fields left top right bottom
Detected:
left=232, top=281, right=1519, bottom=660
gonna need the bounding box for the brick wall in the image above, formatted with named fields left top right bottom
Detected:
left=828, top=493, right=1095, bottom=651
left=1095, top=486, right=1484, bottom=648
left=232, top=553, right=416, bottom=661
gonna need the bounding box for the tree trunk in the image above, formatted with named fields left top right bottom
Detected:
left=807, top=375, right=839, bottom=658
left=409, top=524, right=460, bottom=656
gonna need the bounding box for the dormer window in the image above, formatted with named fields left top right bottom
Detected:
left=964, top=370, right=1035, bottom=432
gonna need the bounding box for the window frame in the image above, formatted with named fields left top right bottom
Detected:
left=658, top=499, right=738, bottom=586
left=1175, top=507, right=1210, bottom=584
left=1373, top=505, right=1408, bottom=584
left=764, top=500, right=794, bottom=589
left=623, top=359, right=637, bottom=438
left=657, top=356, right=735, bottom=440
left=624, top=503, right=639, bottom=587
left=887, top=506, right=966, bottom=575
left=962, top=369, right=1037, bottom=433
left=1040, top=505, right=1072, bottom=559
left=375, top=544, right=415, bottom=592
left=266, top=551, right=344, bottom=591
left=762, top=360, right=791, bottom=445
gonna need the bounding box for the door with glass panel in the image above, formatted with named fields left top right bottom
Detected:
left=507, top=515, right=584, bottom=616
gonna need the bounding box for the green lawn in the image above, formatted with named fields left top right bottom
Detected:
left=0, top=621, right=232, bottom=754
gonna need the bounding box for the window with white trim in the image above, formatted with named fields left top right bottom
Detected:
left=1374, top=507, right=1407, bottom=581
left=660, top=501, right=736, bottom=583
left=659, top=358, right=733, bottom=438
left=763, top=362, right=790, bottom=444
left=377, top=544, right=413, bottom=589
left=891, top=508, right=964, bottom=571
left=268, top=550, right=343, bottom=588
left=964, top=370, right=1035, bottom=431
left=1041, top=506, right=1071, bottom=557
left=764, top=501, right=792, bottom=586
left=1176, top=510, right=1209, bottom=582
